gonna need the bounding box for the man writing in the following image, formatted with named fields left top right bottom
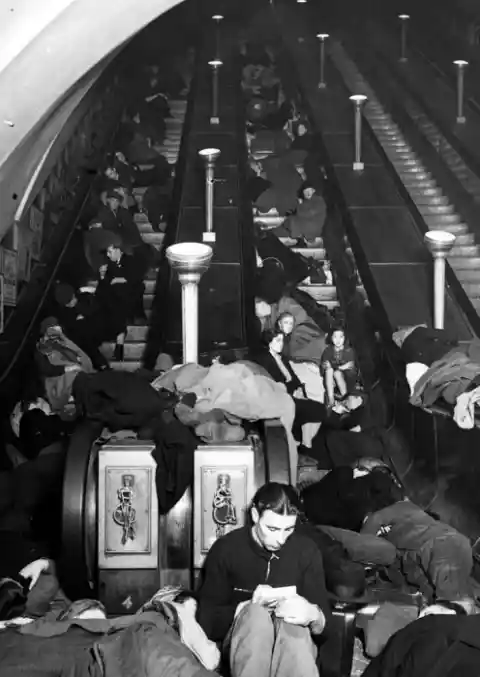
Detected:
left=197, top=482, right=330, bottom=677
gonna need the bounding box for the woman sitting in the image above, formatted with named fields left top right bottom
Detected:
left=35, top=317, right=95, bottom=417
left=253, top=329, right=327, bottom=442
left=254, top=328, right=306, bottom=397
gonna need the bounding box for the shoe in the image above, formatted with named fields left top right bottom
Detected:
left=309, top=265, right=327, bottom=285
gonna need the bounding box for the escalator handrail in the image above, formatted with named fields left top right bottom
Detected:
left=235, top=52, right=259, bottom=350
left=0, top=82, right=124, bottom=389
left=143, top=47, right=200, bottom=367
left=0, top=191, right=91, bottom=387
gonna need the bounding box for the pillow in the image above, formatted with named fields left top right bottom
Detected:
left=406, top=362, right=429, bottom=395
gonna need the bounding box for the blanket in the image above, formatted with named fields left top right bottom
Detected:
left=153, top=361, right=297, bottom=481
left=409, top=351, right=480, bottom=408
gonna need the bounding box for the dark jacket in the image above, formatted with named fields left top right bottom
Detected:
left=255, top=229, right=310, bottom=288
left=94, top=251, right=145, bottom=336
left=296, top=522, right=366, bottom=599
left=302, top=466, right=402, bottom=532
left=253, top=349, right=303, bottom=395
left=401, top=326, right=458, bottom=367
left=363, top=615, right=480, bottom=677
left=97, top=205, right=143, bottom=251
left=197, top=525, right=330, bottom=642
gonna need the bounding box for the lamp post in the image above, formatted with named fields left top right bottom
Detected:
left=424, top=231, right=456, bottom=330
left=212, top=14, right=224, bottom=60
left=208, top=59, right=223, bottom=125
left=453, top=60, right=468, bottom=124
left=198, top=148, right=221, bottom=244
left=349, top=94, right=367, bottom=171
left=316, top=33, right=329, bottom=89
left=398, top=14, right=410, bottom=62
left=166, top=243, right=213, bottom=364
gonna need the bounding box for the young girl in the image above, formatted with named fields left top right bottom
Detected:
left=321, top=327, right=358, bottom=406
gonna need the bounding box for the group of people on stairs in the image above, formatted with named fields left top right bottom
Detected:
left=2, top=12, right=480, bottom=677
left=0, top=49, right=192, bottom=598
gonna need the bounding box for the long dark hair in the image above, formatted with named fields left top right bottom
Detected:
left=261, top=328, right=284, bottom=348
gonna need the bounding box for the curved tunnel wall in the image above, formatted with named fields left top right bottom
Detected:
left=0, top=0, right=185, bottom=242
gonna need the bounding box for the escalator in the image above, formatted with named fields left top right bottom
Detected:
left=329, top=18, right=480, bottom=320
left=85, top=99, right=188, bottom=371
left=60, top=23, right=377, bottom=599
left=57, top=22, right=378, bottom=674
left=274, top=0, right=480, bottom=541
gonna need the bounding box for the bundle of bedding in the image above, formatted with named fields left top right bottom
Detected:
left=393, top=325, right=480, bottom=429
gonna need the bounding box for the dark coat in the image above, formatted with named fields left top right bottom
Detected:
left=301, top=466, right=402, bottom=532
left=252, top=349, right=302, bottom=395
left=72, top=372, right=198, bottom=513
left=94, top=251, right=145, bottom=338
left=363, top=615, right=480, bottom=677
left=97, top=205, right=143, bottom=251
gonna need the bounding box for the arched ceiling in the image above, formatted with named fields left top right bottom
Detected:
left=0, top=0, right=185, bottom=240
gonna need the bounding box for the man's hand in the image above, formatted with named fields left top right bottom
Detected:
left=19, top=558, right=50, bottom=590
left=339, top=361, right=355, bottom=371
left=252, top=584, right=274, bottom=606
left=111, top=277, right=127, bottom=285
left=275, top=595, right=324, bottom=630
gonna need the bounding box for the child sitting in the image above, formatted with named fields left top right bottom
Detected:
left=321, top=326, right=358, bottom=406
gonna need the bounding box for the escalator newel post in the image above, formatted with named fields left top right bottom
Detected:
left=424, top=231, right=456, bottom=330
left=198, top=148, right=221, bottom=244
left=212, top=15, right=224, bottom=61
left=453, top=60, right=468, bottom=124
left=208, top=59, right=223, bottom=126
left=316, top=33, right=329, bottom=89
left=166, top=243, right=213, bottom=364
left=349, top=94, right=367, bottom=172
left=398, top=14, right=410, bottom=63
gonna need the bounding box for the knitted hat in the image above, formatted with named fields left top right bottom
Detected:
left=54, top=283, right=75, bottom=307
left=40, top=317, right=60, bottom=334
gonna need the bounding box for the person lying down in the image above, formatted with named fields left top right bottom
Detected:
left=393, top=324, right=480, bottom=429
